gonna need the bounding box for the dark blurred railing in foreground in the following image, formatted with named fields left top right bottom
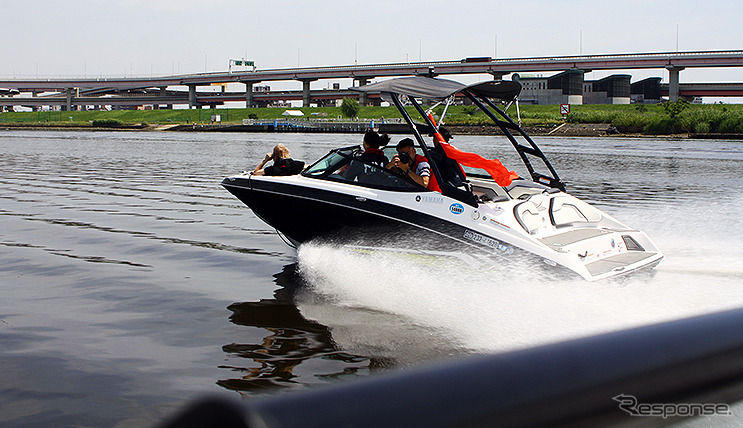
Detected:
left=160, top=307, right=743, bottom=428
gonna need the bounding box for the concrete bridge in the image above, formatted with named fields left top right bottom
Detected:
left=660, top=82, right=743, bottom=98
left=2, top=50, right=743, bottom=110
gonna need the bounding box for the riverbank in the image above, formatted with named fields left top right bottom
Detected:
left=3, top=121, right=743, bottom=139
left=2, top=102, right=743, bottom=137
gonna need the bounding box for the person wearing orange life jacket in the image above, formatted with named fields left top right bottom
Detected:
left=387, top=138, right=441, bottom=192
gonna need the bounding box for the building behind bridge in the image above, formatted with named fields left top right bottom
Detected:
left=514, top=71, right=661, bottom=105
left=630, top=77, right=663, bottom=104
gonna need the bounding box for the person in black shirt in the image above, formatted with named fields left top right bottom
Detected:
left=342, top=131, right=390, bottom=182
left=253, top=144, right=305, bottom=176
left=357, top=131, right=390, bottom=167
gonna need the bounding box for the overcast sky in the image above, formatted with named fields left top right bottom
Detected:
left=4, top=0, right=743, bottom=88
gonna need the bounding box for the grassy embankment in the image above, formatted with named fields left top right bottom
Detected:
left=439, top=102, right=743, bottom=134
left=2, top=101, right=743, bottom=134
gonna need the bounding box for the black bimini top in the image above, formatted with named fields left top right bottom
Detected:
left=350, top=76, right=521, bottom=102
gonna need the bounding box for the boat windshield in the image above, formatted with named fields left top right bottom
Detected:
left=302, top=146, right=424, bottom=191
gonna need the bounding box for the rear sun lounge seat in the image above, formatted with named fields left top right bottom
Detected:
left=516, top=194, right=602, bottom=234
left=550, top=196, right=602, bottom=227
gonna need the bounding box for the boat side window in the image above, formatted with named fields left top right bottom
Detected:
left=342, top=158, right=422, bottom=190
left=303, top=149, right=355, bottom=178
left=303, top=147, right=422, bottom=191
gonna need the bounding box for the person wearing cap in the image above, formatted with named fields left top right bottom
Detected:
left=387, top=138, right=439, bottom=191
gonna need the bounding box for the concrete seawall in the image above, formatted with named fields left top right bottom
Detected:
left=3, top=121, right=740, bottom=138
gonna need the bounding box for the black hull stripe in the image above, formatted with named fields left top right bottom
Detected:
left=222, top=177, right=503, bottom=254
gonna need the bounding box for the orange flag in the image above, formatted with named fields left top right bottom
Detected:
left=427, top=113, right=518, bottom=186
left=438, top=142, right=519, bottom=187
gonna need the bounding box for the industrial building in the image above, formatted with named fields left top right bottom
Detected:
left=514, top=71, right=661, bottom=105
left=630, top=77, right=663, bottom=104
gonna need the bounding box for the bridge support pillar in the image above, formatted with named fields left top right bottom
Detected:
left=163, top=86, right=172, bottom=108
left=65, top=88, right=74, bottom=112
left=356, top=78, right=369, bottom=105
left=488, top=71, right=506, bottom=81
left=666, top=66, right=685, bottom=102
left=301, top=79, right=315, bottom=107
left=188, top=84, right=197, bottom=108
left=243, top=81, right=260, bottom=108
left=154, top=87, right=165, bottom=110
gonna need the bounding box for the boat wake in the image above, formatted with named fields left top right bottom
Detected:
left=296, top=208, right=743, bottom=357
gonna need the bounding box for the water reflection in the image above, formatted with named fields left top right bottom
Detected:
left=218, top=264, right=395, bottom=395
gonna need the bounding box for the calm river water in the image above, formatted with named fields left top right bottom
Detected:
left=1, top=130, right=742, bottom=427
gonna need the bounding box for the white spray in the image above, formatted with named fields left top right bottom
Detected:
left=296, top=196, right=743, bottom=355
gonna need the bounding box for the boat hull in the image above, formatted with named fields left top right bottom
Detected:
left=222, top=174, right=662, bottom=281
left=222, top=175, right=493, bottom=251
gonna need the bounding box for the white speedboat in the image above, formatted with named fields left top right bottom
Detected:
left=222, top=76, right=662, bottom=281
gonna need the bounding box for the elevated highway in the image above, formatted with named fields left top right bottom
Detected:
left=4, top=50, right=743, bottom=90
left=0, top=89, right=368, bottom=109
left=660, top=82, right=743, bottom=97
left=4, top=83, right=740, bottom=110
left=2, top=50, right=743, bottom=109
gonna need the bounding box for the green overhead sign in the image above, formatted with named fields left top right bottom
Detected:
left=232, top=60, right=254, bottom=67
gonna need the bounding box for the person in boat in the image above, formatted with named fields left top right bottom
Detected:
left=357, top=131, right=390, bottom=167
left=253, top=144, right=305, bottom=176
left=427, top=127, right=494, bottom=206
left=387, top=138, right=437, bottom=190
left=428, top=127, right=467, bottom=188
left=342, top=131, right=391, bottom=182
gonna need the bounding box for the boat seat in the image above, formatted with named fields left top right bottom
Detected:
left=515, top=194, right=550, bottom=234
left=510, top=187, right=543, bottom=200
left=516, top=205, right=545, bottom=234
left=507, top=180, right=550, bottom=199
left=550, top=196, right=602, bottom=226
left=471, top=185, right=499, bottom=202
left=551, top=202, right=589, bottom=226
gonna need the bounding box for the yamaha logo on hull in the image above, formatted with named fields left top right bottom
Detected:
left=449, top=203, right=464, bottom=215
